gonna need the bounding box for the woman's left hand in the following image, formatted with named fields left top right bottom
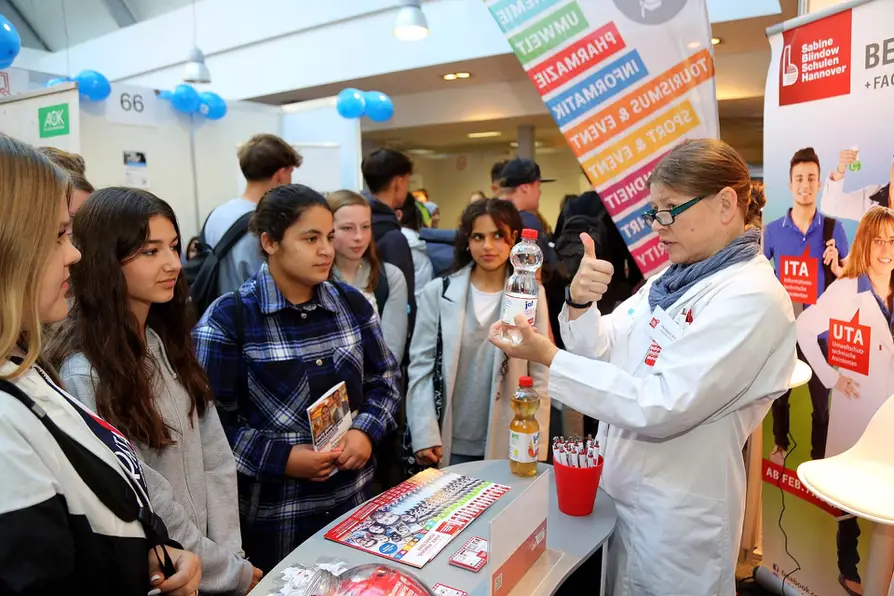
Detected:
left=488, top=314, right=559, bottom=366
left=148, top=546, right=202, bottom=596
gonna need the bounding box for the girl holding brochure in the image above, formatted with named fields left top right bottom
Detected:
left=489, top=139, right=797, bottom=596
left=50, top=188, right=261, bottom=594
left=193, top=184, right=401, bottom=573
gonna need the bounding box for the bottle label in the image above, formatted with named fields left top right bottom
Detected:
left=509, top=430, right=539, bottom=463
left=501, top=293, right=537, bottom=326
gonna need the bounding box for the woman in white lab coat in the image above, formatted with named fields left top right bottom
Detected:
left=491, top=139, right=797, bottom=596
left=796, top=206, right=894, bottom=594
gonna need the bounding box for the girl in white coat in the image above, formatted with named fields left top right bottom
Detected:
left=491, top=139, right=797, bottom=596
left=406, top=199, right=550, bottom=468
left=796, top=206, right=894, bottom=594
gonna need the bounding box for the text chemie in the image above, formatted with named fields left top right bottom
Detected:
left=800, top=38, right=848, bottom=82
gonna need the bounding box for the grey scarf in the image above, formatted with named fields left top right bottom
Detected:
left=648, top=228, right=761, bottom=312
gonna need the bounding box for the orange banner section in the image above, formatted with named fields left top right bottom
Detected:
left=583, top=99, right=700, bottom=188
left=564, top=48, right=714, bottom=159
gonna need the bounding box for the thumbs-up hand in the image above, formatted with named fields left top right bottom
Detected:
left=569, top=233, right=614, bottom=306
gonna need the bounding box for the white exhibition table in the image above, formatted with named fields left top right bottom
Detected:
left=251, top=460, right=618, bottom=596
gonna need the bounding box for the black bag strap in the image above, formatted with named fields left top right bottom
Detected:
left=0, top=379, right=176, bottom=575
left=822, top=216, right=837, bottom=291
left=373, top=264, right=390, bottom=317
left=212, top=211, right=254, bottom=262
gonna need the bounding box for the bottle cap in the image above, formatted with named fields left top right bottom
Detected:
left=518, top=376, right=533, bottom=387
left=521, top=229, right=538, bottom=240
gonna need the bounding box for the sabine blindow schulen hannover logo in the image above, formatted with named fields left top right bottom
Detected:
left=779, top=8, right=852, bottom=106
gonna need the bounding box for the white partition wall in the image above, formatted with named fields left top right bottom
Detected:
left=0, top=83, right=81, bottom=153
left=281, top=97, right=363, bottom=195
left=193, top=100, right=282, bottom=231
left=0, top=76, right=284, bottom=239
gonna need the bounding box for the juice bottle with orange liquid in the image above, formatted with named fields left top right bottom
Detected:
left=509, top=376, right=540, bottom=477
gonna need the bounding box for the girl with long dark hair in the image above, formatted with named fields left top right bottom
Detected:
left=51, top=187, right=259, bottom=594
left=192, top=184, right=401, bottom=573
left=405, top=198, right=550, bottom=468
left=0, top=136, right=200, bottom=595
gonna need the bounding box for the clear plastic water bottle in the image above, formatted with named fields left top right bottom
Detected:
left=500, top=229, right=543, bottom=344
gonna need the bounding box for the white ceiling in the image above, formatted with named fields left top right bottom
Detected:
left=355, top=0, right=797, bottom=165
left=3, top=0, right=193, bottom=51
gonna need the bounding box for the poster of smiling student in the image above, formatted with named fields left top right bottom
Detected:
left=757, top=1, right=894, bottom=594
left=485, top=0, right=718, bottom=278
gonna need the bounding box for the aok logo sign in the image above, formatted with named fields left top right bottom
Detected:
left=39, top=103, right=70, bottom=138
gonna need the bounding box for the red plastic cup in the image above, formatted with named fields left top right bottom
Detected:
left=553, top=456, right=603, bottom=516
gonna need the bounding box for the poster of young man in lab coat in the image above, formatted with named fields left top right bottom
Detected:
left=758, top=2, right=894, bottom=593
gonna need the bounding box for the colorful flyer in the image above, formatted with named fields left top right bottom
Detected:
left=325, top=468, right=510, bottom=568
left=448, top=536, right=488, bottom=572
left=307, top=381, right=351, bottom=453
left=431, top=584, right=469, bottom=596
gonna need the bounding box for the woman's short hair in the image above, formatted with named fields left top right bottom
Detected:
left=649, top=139, right=765, bottom=229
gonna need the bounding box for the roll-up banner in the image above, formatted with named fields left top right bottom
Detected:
left=485, top=0, right=719, bottom=278
left=757, top=1, right=894, bottom=594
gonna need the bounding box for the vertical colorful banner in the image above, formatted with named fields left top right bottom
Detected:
left=758, top=1, right=894, bottom=594
left=486, top=0, right=719, bottom=277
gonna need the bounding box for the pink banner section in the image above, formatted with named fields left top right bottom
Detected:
left=600, top=152, right=667, bottom=218
left=526, top=22, right=626, bottom=96
left=630, top=234, right=667, bottom=277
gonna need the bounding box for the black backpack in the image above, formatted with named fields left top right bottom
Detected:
left=553, top=213, right=611, bottom=280
left=184, top=211, right=254, bottom=317
left=372, top=264, right=390, bottom=317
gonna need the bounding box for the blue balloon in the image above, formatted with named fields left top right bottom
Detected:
left=75, top=70, right=111, bottom=101
left=363, top=91, right=394, bottom=122
left=198, top=91, right=227, bottom=120
left=0, top=15, right=21, bottom=70
left=171, top=84, right=200, bottom=114
left=157, top=90, right=173, bottom=100
left=46, top=76, right=72, bottom=88
left=336, top=88, right=365, bottom=119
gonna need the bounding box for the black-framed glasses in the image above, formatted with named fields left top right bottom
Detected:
left=641, top=195, right=706, bottom=227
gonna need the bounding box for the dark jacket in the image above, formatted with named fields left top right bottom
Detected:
left=365, top=192, right=417, bottom=337
left=419, top=227, right=456, bottom=277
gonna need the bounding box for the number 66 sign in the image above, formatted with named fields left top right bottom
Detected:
left=105, top=84, right=159, bottom=128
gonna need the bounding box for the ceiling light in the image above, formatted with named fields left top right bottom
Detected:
left=407, top=148, right=436, bottom=155
left=183, top=0, right=211, bottom=83
left=510, top=141, right=544, bottom=148
left=183, top=47, right=211, bottom=84
left=455, top=72, right=470, bottom=79
left=467, top=131, right=502, bottom=139
left=394, top=0, right=429, bottom=42
left=443, top=73, right=457, bottom=81
left=711, top=37, right=722, bottom=45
